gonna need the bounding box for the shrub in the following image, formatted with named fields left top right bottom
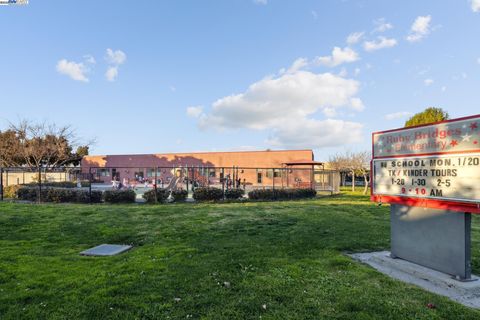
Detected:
left=171, top=189, right=188, bottom=202
left=143, top=188, right=170, bottom=203
left=193, top=187, right=224, bottom=201
left=45, top=188, right=76, bottom=203
left=3, top=185, right=22, bottom=199
left=294, top=188, right=317, bottom=198
left=224, top=188, right=245, bottom=200
left=75, top=190, right=103, bottom=203
left=104, top=189, right=136, bottom=203
left=248, top=188, right=317, bottom=200
left=14, top=186, right=103, bottom=203
left=16, top=187, right=38, bottom=202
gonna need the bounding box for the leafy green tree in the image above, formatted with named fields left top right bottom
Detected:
left=405, top=107, right=449, bottom=127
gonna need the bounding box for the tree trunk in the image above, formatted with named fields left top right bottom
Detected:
left=351, top=171, right=355, bottom=192
left=363, top=174, right=369, bottom=195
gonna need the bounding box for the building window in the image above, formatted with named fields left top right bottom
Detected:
left=209, top=170, right=216, bottom=178
left=266, top=169, right=273, bottom=178
left=257, top=172, right=262, bottom=184
left=266, top=169, right=281, bottom=178
left=146, top=168, right=162, bottom=177
left=274, top=169, right=281, bottom=178
left=96, top=169, right=110, bottom=177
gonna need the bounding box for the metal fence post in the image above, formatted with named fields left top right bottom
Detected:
left=88, top=167, right=92, bottom=204
left=207, top=167, right=210, bottom=187
left=38, top=166, right=42, bottom=203
left=310, top=166, right=314, bottom=189
left=154, top=166, right=158, bottom=203
left=272, top=168, right=275, bottom=190
left=221, top=167, right=225, bottom=199
left=186, top=165, right=189, bottom=193
left=0, top=167, right=3, bottom=201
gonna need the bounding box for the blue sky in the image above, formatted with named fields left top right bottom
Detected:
left=1, top=0, right=479, bottom=161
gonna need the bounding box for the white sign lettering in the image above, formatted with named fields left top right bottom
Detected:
left=373, top=154, right=480, bottom=203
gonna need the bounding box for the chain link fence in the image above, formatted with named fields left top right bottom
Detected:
left=0, top=166, right=340, bottom=203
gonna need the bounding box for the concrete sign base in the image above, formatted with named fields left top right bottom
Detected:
left=390, top=204, right=472, bottom=280
left=349, top=251, right=480, bottom=309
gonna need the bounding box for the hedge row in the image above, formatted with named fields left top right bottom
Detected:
left=224, top=188, right=245, bottom=200
left=10, top=186, right=135, bottom=203
left=192, top=187, right=245, bottom=201
left=193, top=187, right=224, bottom=201
left=142, top=189, right=170, bottom=203
left=248, top=188, right=317, bottom=200
left=4, top=186, right=316, bottom=203
left=104, top=190, right=136, bottom=203
left=142, top=189, right=189, bottom=203
left=15, top=187, right=103, bottom=203
left=172, top=189, right=188, bottom=202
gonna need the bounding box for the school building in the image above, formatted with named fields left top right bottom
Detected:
left=81, top=149, right=338, bottom=191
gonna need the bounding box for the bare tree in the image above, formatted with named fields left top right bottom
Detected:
left=0, top=130, right=22, bottom=167
left=351, top=151, right=371, bottom=195
left=0, top=119, right=93, bottom=168
left=329, top=151, right=371, bottom=194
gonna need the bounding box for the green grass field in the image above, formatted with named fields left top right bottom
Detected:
left=1, top=191, right=480, bottom=319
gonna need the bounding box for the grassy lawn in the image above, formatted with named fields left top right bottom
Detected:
left=1, top=191, right=480, bottom=319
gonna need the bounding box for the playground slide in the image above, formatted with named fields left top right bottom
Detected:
left=165, top=176, right=183, bottom=191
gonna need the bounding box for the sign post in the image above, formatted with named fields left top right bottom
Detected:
left=371, top=114, right=480, bottom=280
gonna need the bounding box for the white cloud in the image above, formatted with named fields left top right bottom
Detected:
left=363, top=37, right=398, bottom=51
left=253, top=0, right=267, bottom=5
left=471, top=0, right=480, bottom=12
left=169, top=85, right=176, bottom=92
left=105, top=49, right=127, bottom=65
left=477, top=57, right=480, bottom=64
left=195, top=70, right=364, bottom=148
left=186, top=106, right=204, bottom=118
left=105, top=66, right=119, bottom=82
left=354, top=68, right=361, bottom=76
left=323, top=107, right=337, bottom=117
left=373, top=18, right=393, bottom=33
left=266, top=118, right=363, bottom=149
left=346, top=32, right=364, bottom=45
left=350, top=97, right=364, bottom=111
left=338, top=68, right=348, bottom=77
left=311, top=10, right=318, bottom=19
left=105, top=49, right=126, bottom=81
left=314, top=47, right=359, bottom=67
left=424, top=78, right=434, bottom=86
left=56, top=59, right=89, bottom=82
left=385, top=111, right=413, bottom=120
left=83, top=55, right=96, bottom=64
left=284, top=58, right=309, bottom=74
left=441, top=86, right=447, bottom=92
left=406, top=15, right=432, bottom=42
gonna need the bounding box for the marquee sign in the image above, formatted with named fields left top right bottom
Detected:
left=371, top=114, right=480, bottom=213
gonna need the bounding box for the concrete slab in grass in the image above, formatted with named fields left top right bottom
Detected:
left=80, top=244, right=132, bottom=256
left=348, top=251, right=480, bottom=309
